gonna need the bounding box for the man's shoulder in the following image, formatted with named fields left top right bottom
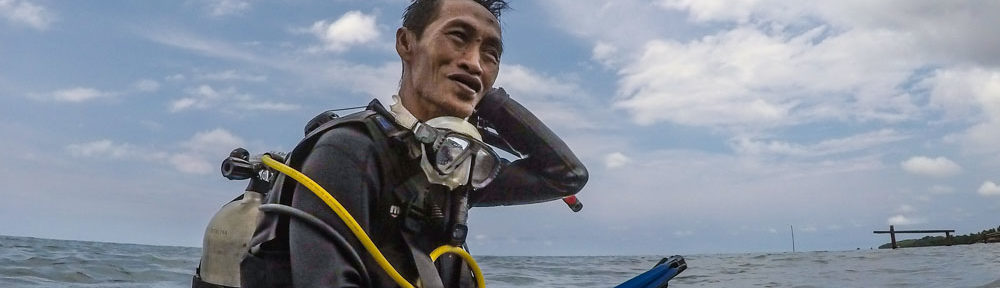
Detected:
left=313, top=123, right=377, bottom=150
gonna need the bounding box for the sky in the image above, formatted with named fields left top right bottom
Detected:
left=1, top=0, right=999, bottom=256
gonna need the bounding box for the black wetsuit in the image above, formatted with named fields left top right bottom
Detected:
left=288, top=91, right=588, bottom=287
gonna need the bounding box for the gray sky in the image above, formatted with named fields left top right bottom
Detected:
left=1, top=0, right=999, bottom=255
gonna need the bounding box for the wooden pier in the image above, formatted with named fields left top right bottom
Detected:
left=873, top=225, right=955, bottom=249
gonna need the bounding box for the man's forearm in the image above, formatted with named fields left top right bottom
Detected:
left=470, top=88, right=589, bottom=206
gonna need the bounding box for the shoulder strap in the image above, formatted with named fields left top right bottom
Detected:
left=248, top=109, right=377, bottom=250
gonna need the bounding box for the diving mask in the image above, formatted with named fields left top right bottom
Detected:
left=413, top=116, right=501, bottom=190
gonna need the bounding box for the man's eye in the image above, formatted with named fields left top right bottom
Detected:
left=484, top=51, right=500, bottom=63
left=448, top=31, right=466, bottom=41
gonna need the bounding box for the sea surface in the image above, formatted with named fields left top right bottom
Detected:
left=1, top=235, right=998, bottom=287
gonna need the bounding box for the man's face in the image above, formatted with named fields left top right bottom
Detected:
left=399, top=0, right=502, bottom=120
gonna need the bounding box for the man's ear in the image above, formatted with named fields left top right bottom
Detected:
left=396, top=27, right=414, bottom=62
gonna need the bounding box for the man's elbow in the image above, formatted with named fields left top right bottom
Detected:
left=557, top=164, right=589, bottom=197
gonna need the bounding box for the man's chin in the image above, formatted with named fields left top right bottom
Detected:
left=443, top=104, right=475, bottom=119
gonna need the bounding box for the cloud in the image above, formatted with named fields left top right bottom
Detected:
left=66, top=140, right=138, bottom=159
left=146, top=30, right=261, bottom=63
left=133, top=79, right=161, bottom=92
left=673, top=230, right=693, bottom=237
left=928, top=185, right=955, bottom=194
left=657, top=0, right=1000, bottom=65
left=545, top=0, right=1000, bottom=131
left=170, top=84, right=299, bottom=113
left=307, top=11, right=380, bottom=53
left=494, top=64, right=604, bottom=130
left=923, top=68, right=1000, bottom=156
left=900, top=156, right=962, bottom=178
left=614, top=26, right=922, bottom=127
left=0, top=0, right=55, bottom=30
left=66, top=129, right=245, bottom=175
left=732, top=129, right=907, bottom=158
left=979, top=181, right=1000, bottom=196
left=895, top=204, right=915, bottom=214
left=202, top=0, right=250, bottom=17
left=197, top=70, right=267, bottom=82
left=181, top=128, right=243, bottom=153
left=887, top=215, right=925, bottom=226
left=33, top=87, right=114, bottom=103
left=604, top=152, right=630, bottom=169
left=166, top=74, right=186, bottom=81
left=496, top=64, right=581, bottom=100
left=171, top=128, right=245, bottom=175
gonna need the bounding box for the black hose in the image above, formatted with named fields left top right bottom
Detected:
left=258, top=204, right=371, bottom=286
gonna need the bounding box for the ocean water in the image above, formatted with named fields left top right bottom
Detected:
left=1, top=235, right=998, bottom=287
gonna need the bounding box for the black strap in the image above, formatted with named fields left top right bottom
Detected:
left=401, top=231, right=445, bottom=288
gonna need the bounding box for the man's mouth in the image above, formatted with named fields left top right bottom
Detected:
left=448, top=74, right=482, bottom=95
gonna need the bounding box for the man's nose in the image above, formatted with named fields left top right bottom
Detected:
left=457, top=48, right=483, bottom=76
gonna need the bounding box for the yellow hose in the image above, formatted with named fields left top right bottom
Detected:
left=260, top=155, right=485, bottom=288
left=430, top=245, right=486, bottom=288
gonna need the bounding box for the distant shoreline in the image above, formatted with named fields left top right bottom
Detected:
left=878, top=226, right=1000, bottom=249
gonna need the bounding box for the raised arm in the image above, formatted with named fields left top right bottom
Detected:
left=469, top=88, right=589, bottom=206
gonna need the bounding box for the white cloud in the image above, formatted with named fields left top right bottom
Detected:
left=732, top=129, right=907, bottom=158
left=494, top=64, right=604, bottom=130
left=887, top=215, right=924, bottom=226
left=197, top=70, right=267, bottom=82
left=923, top=68, right=1000, bottom=155
left=66, top=129, right=245, bottom=175
left=979, top=181, right=1000, bottom=196
left=133, top=79, right=161, bottom=92
left=312, top=61, right=400, bottom=104
left=308, top=11, right=380, bottom=53
left=166, top=74, right=187, bottom=81
left=170, top=128, right=245, bottom=175
left=146, top=30, right=261, bottom=64
left=170, top=84, right=299, bottom=113
left=900, top=156, right=962, bottom=178
left=546, top=0, right=1000, bottom=130
left=203, top=0, right=250, bottom=17
left=495, top=64, right=580, bottom=100
left=169, top=153, right=214, bottom=174
left=673, top=230, right=693, bottom=237
left=928, top=185, right=955, bottom=194
left=67, top=140, right=136, bottom=159
left=182, top=128, right=244, bottom=154
left=592, top=41, right=619, bottom=67
left=658, top=0, right=759, bottom=23
left=66, top=140, right=167, bottom=162
left=0, top=0, right=55, bottom=30
left=895, top=204, right=915, bottom=214
left=604, top=152, right=630, bottom=169
left=38, top=87, right=114, bottom=103
left=614, top=25, right=921, bottom=127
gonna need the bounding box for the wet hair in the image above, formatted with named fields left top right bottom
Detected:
left=402, top=0, right=509, bottom=39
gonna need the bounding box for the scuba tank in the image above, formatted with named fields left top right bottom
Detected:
left=193, top=148, right=280, bottom=288
left=192, top=112, right=339, bottom=288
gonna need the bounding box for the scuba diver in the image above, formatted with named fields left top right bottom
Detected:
left=193, top=0, right=590, bottom=287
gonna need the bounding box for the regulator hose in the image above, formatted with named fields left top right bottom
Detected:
left=257, top=204, right=370, bottom=287
left=260, top=154, right=484, bottom=288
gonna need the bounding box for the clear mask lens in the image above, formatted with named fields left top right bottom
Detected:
left=435, top=136, right=473, bottom=174
left=413, top=118, right=501, bottom=190
left=469, top=151, right=499, bottom=189
left=429, top=133, right=500, bottom=189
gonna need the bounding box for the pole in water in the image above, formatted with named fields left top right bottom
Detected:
left=790, top=225, right=796, bottom=253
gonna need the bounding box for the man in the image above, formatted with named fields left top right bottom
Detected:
left=282, top=0, right=588, bottom=287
